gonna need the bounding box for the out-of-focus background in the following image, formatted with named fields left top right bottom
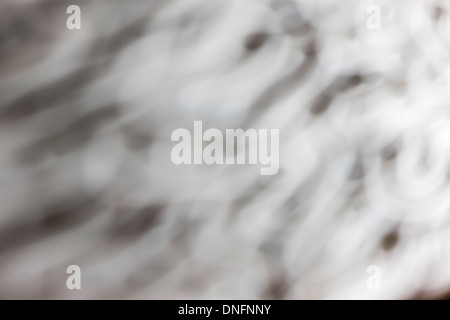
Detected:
left=1, top=0, right=450, bottom=299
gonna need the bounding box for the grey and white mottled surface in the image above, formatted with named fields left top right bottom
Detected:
left=1, top=0, right=450, bottom=299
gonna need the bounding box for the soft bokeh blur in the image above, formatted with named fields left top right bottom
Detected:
left=1, top=0, right=450, bottom=299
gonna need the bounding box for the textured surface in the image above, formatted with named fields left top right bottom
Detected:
left=1, top=0, right=450, bottom=299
